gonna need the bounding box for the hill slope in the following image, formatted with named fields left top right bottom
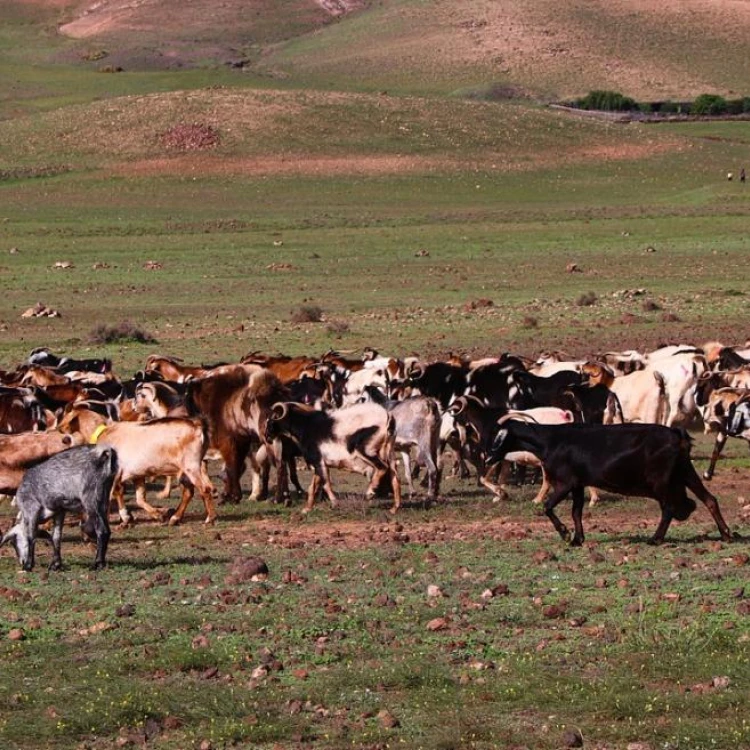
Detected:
left=14, top=0, right=750, bottom=99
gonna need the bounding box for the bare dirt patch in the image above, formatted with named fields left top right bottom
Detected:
left=110, top=137, right=681, bottom=179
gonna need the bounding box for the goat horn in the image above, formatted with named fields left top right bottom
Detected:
left=448, top=396, right=467, bottom=416
left=271, top=402, right=289, bottom=421
left=407, top=362, right=424, bottom=380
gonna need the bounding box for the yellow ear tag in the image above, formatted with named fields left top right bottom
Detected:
left=89, top=424, right=108, bottom=445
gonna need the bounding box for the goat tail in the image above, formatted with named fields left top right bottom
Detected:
left=604, top=392, right=625, bottom=425
left=653, top=371, right=671, bottom=426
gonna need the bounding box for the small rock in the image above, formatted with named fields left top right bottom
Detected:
left=427, top=584, right=444, bottom=598
left=377, top=709, right=400, bottom=729
left=566, top=262, right=582, bottom=273
left=712, top=675, right=731, bottom=690
left=426, top=617, right=448, bottom=631
left=562, top=728, right=583, bottom=748
left=8, top=628, right=25, bottom=641
left=116, top=604, right=136, bottom=618
left=542, top=604, right=566, bottom=619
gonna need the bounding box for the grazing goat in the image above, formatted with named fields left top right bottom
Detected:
left=357, top=385, right=441, bottom=501
left=489, top=422, right=733, bottom=546
left=1, top=445, right=117, bottom=571
left=264, top=401, right=401, bottom=514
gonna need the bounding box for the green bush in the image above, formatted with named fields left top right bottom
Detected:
left=690, top=94, right=728, bottom=115
left=659, top=101, right=681, bottom=114
left=574, top=90, right=638, bottom=112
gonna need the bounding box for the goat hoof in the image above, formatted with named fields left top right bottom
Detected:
left=204, top=516, right=217, bottom=525
left=167, top=516, right=181, bottom=527
left=93, top=561, right=106, bottom=571
left=647, top=537, right=664, bottom=546
left=48, top=562, right=62, bottom=572
left=702, top=472, right=712, bottom=481
left=570, top=537, right=584, bottom=547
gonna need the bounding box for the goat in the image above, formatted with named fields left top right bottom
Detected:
left=489, top=422, right=733, bottom=546
left=1, top=445, right=117, bottom=571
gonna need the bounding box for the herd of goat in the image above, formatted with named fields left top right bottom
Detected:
left=0, top=340, right=749, bottom=570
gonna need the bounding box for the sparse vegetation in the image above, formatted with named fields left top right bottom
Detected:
left=88, top=322, right=157, bottom=345
left=290, top=305, right=324, bottom=324
left=691, top=93, right=728, bottom=116
left=159, top=123, right=220, bottom=151
left=575, top=291, right=598, bottom=307
left=575, top=90, right=638, bottom=112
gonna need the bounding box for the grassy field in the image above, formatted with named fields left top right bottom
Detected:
left=1, top=474, right=749, bottom=750
left=1, top=1, right=750, bottom=748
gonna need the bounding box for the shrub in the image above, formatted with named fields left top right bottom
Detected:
left=691, top=94, right=728, bottom=116
left=290, top=305, right=323, bottom=324
left=642, top=299, right=662, bottom=312
left=659, top=101, right=681, bottom=114
left=88, top=321, right=157, bottom=344
left=575, top=292, right=598, bottom=307
left=727, top=99, right=745, bottom=115
left=575, top=90, right=638, bottom=112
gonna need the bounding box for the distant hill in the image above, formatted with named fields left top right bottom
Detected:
left=12, top=0, right=749, bottom=99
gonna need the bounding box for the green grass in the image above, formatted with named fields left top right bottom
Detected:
left=1, top=482, right=748, bottom=749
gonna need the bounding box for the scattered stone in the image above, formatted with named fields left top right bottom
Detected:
left=8, top=628, right=25, bottom=641
left=532, top=549, right=556, bottom=564
left=426, top=617, right=448, bottom=631
left=143, top=260, right=163, bottom=270
left=481, top=584, right=510, bottom=599
left=562, top=728, right=583, bottom=747
left=191, top=635, right=209, bottom=649
left=92, top=262, right=110, bottom=270
left=377, top=709, right=400, bottom=729
left=542, top=604, right=566, bottom=619
left=159, top=123, right=220, bottom=152
left=78, top=621, right=117, bottom=637
left=645, top=246, right=656, bottom=253
left=266, top=262, right=294, bottom=271
left=414, top=249, right=430, bottom=257
left=463, top=298, right=494, bottom=311
left=9, top=247, right=18, bottom=254
left=712, top=675, right=731, bottom=690
left=225, top=556, right=269, bottom=585
left=427, top=584, right=444, bottom=598
left=21, top=302, right=60, bottom=318
left=52, top=261, right=74, bottom=269
left=566, top=262, right=582, bottom=273
left=115, top=604, right=136, bottom=618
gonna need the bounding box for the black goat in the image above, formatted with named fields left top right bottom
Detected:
left=490, top=422, right=733, bottom=546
